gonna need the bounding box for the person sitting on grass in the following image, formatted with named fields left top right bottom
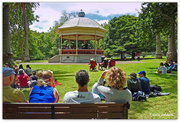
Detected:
left=169, top=60, right=174, bottom=69
left=88, top=58, right=97, bottom=71
left=30, top=70, right=38, bottom=87
left=93, top=67, right=132, bottom=103
left=63, top=70, right=101, bottom=103
left=17, top=69, right=29, bottom=89
left=3, top=67, right=27, bottom=103
left=29, top=70, right=59, bottom=103
left=25, top=64, right=32, bottom=77
left=138, top=71, right=150, bottom=95
left=172, top=61, right=177, bottom=71
left=157, top=62, right=167, bottom=74
left=98, top=58, right=108, bottom=70
left=108, top=57, right=115, bottom=68
left=127, top=73, right=141, bottom=94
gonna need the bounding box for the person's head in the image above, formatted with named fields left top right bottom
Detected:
left=19, top=69, right=24, bottom=75
left=110, top=57, right=113, bottom=60
left=36, top=70, right=53, bottom=87
left=32, top=70, right=36, bottom=75
left=106, top=67, right=126, bottom=90
left=19, top=64, right=23, bottom=69
left=75, top=70, right=89, bottom=87
left=174, top=61, right=177, bottom=64
left=26, top=65, right=30, bottom=68
left=160, top=62, right=164, bottom=66
left=128, top=73, right=137, bottom=79
left=3, top=67, right=16, bottom=86
left=170, top=60, right=173, bottom=63
left=138, top=71, right=146, bottom=77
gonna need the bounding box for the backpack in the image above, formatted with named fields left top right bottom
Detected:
left=132, top=91, right=146, bottom=101
left=150, top=85, right=162, bottom=92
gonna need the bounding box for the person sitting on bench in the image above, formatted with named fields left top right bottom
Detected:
left=3, top=67, right=27, bottom=103
left=94, top=67, right=132, bottom=103
left=63, top=70, right=101, bottom=103
left=29, top=70, right=59, bottom=103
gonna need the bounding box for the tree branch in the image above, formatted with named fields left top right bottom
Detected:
left=150, top=5, right=177, bottom=26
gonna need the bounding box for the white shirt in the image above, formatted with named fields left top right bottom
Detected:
left=159, top=66, right=167, bottom=74
left=63, top=91, right=101, bottom=103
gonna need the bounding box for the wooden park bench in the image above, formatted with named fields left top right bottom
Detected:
left=3, top=102, right=129, bottom=119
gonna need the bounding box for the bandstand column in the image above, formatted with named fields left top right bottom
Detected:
left=59, top=36, right=61, bottom=54
left=95, top=35, right=97, bottom=55
left=68, top=39, right=71, bottom=49
left=103, top=37, right=105, bottom=50
left=76, top=34, right=78, bottom=55
left=60, top=36, right=63, bottom=54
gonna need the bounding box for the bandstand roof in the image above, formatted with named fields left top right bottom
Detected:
left=57, top=10, right=107, bottom=40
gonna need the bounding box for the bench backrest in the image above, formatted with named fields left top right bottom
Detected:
left=3, top=102, right=129, bottom=119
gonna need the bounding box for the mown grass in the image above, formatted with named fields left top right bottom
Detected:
left=21, top=58, right=177, bottom=119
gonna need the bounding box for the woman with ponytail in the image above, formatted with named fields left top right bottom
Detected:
left=92, top=67, right=132, bottom=103
left=29, top=70, right=59, bottom=103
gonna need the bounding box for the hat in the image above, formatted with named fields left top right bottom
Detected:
left=19, top=69, right=24, bottom=74
left=128, top=73, right=137, bottom=78
left=3, top=67, right=16, bottom=77
left=90, top=58, right=94, bottom=61
left=138, top=71, right=146, bottom=75
left=32, top=70, right=36, bottom=74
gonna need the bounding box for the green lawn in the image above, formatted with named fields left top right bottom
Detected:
left=21, top=58, right=177, bottom=119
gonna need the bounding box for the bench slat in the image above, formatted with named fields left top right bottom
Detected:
left=98, top=112, right=123, bottom=119
left=55, top=113, right=97, bottom=119
left=98, top=106, right=124, bottom=112
left=55, top=107, right=97, bottom=113
left=3, top=113, right=52, bottom=119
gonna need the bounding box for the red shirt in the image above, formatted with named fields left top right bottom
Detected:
left=18, top=73, right=29, bottom=86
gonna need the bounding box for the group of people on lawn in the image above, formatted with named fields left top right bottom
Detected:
left=157, top=60, right=177, bottom=74
left=89, top=57, right=116, bottom=71
left=3, top=61, right=153, bottom=104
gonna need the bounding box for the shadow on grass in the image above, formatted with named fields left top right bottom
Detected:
left=129, top=100, right=152, bottom=118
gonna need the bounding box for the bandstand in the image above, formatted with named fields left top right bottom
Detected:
left=48, top=10, right=107, bottom=63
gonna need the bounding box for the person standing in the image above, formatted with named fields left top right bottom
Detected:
left=63, top=70, right=100, bottom=103
left=138, top=71, right=150, bottom=95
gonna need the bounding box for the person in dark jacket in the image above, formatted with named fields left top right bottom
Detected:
left=127, top=73, right=141, bottom=94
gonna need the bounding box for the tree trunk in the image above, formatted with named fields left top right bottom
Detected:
left=166, top=23, right=177, bottom=62
left=20, top=41, right=24, bottom=61
left=3, top=4, right=14, bottom=68
left=22, top=3, right=30, bottom=62
left=155, top=33, right=162, bottom=59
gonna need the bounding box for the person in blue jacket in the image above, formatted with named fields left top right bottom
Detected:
left=138, top=71, right=150, bottom=95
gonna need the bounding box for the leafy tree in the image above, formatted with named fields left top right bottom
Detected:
left=139, top=2, right=177, bottom=61
left=104, top=15, right=144, bottom=59
left=9, top=2, right=39, bottom=61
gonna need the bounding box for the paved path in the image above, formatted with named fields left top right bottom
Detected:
left=22, top=61, right=145, bottom=65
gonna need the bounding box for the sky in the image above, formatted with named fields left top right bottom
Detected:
left=29, top=2, right=142, bottom=32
